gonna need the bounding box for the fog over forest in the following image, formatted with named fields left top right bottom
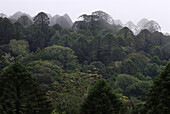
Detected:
left=0, top=0, right=170, bottom=33
left=0, top=0, right=170, bottom=113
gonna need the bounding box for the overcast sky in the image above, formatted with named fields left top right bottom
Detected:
left=1, top=0, right=170, bottom=32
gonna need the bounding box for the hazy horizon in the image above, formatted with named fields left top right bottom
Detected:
left=1, top=0, right=170, bottom=33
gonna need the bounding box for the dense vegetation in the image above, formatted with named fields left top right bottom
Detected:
left=0, top=11, right=169, bottom=114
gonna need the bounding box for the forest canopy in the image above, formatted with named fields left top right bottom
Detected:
left=0, top=11, right=169, bottom=113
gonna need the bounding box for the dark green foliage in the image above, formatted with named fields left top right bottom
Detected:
left=149, top=46, right=163, bottom=60
left=134, top=72, right=145, bottom=80
left=114, top=74, right=139, bottom=92
left=60, top=28, right=72, bottom=36
left=25, top=25, right=46, bottom=51
left=125, top=81, right=152, bottom=101
left=121, top=53, right=149, bottom=75
left=101, top=66, right=116, bottom=79
left=53, top=92, right=82, bottom=114
left=80, top=78, right=123, bottom=114
left=118, top=27, right=134, bottom=39
left=33, top=12, right=54, bottom=48
left=57, top=34, right=74, bottom=47
left=0, top=44, right=10, bottom=70
left=151, top=31, right=164, bottom=46
left=90, top=61, right=105, bottom=70
left=144, top=63, right=160, bottom=78
left=162, top=42, right=170, bottom=60
left=51, top=70, right=101, bottom=114
left=132, top=102, right=146, bottom=114
left=122, top=97, right=142, bottom=114
left=45, top=27, right=55, bottom=41
left=49, top=31, right=61, bottom=46
left=135, top=29, right=152, bottom=52
left=121, top=58, right=138, bottom=75
left=89, top=35, right=103, bottom=61
left=13, top=22, right=24, bottom=40
left=96, top=33, right=126, bottom=64
left=0, top=11, right=170, bottom=114
left=118, top=27, right=135, bottom=46
left=26, top=60, right=62, bottom=91
left=9, top=39, right=29, bottom=57
left=34, top=12, right=50, bottom=32
left=145, top=62, right=170, bottom=114
left=150, top=56, right=161, bottom=65
left=77, top=30, right=93, bottom=40
left=52, top=24, right=62, bottom=31
left=72, top=35, right=90, bottom=63
left=0, top=62, right=52, bottom=114
left=0, top=18, right=14, bottom=45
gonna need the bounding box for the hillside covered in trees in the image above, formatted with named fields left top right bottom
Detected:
left=0, top=11, right=170, bottom=114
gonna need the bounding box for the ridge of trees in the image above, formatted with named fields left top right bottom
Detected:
left=0, top=11, right=169, bottom=113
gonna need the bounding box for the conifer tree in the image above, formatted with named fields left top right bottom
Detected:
left=145, top=62, right=170, bottom=114
left=80, top=78, right=123, bottom=114
left=34, top=12, right=49, bottom=33
left=0, top=62, right=52, bottom=114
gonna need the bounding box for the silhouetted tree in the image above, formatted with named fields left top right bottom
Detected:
left=145, top=62, right=170, bottom=114
left=34, top=12, right=50, bottom=32
left=80, top=78, right=123, bottom=114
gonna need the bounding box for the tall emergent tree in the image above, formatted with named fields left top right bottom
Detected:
left=145, top=62, right=170, bottom=114
left=33, top=12, right=50, bottom=32
left=80, top=78, right=123, bottom=114
left=0, top=62, right=52, bottom=114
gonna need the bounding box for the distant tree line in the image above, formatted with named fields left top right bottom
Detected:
left=0, top=11, right=169, bottom=113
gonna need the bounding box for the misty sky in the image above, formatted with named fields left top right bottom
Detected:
left=1, top=0, right=170, bottom=32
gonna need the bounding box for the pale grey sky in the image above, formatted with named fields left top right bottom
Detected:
left=1, top=0, right=170, bottom=32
